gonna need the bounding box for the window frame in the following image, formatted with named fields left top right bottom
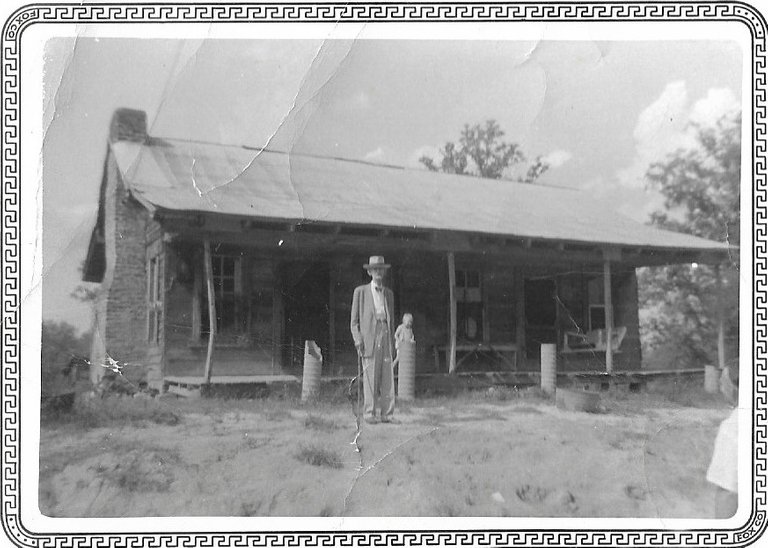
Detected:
left=455, top=268, right=484, bottom=342
left=198, top=251, right=247, bottom=342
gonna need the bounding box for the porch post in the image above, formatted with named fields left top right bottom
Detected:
left=603, top=257, right=614, bottom=374
left=448, top=251, right=458, bottom=374
left=715, top=262, right=726, bottom=369
left=203, top=239, right=217, bottom=384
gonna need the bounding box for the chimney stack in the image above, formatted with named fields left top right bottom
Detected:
left=109, top=108, right=147, bottom=143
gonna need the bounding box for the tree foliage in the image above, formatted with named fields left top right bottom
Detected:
left=638, top=111, right=740, bottom=368
left=42, top=320, right=91, bottom=370
left=419, top=120, right=549, bottom=182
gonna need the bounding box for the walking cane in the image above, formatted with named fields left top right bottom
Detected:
left=357, top=351, right=363, bottom=422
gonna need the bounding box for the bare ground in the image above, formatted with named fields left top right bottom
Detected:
left=38, top=380, right=731, bottom=518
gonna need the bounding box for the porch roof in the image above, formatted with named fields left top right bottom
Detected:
left=112, top=138, right=730, bottom=254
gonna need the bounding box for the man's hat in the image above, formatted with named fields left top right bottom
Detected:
left=363, top=255, right=391, bottom=270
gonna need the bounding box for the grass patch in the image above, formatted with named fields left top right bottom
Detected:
left=303, top=413, right=338, bottom=431
left=42, top=395, right=181, bottom=430
left=295, top=444, right=343, bottom=469
left=94, top=448, right=180, bottom=493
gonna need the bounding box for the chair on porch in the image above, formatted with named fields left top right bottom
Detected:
left=562, top=326, right=627, bottom=354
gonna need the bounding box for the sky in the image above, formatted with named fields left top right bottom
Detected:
left=40, top=37, right=743, bottom=333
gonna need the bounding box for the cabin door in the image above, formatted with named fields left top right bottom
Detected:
left=524, top=277, right=557, bottom=359
left=281, top=261, right=330, bottom=370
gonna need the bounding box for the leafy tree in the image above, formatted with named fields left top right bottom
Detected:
left=638, top=111, right=740, bottom=368
left=41, top=320, right=92, bottom=396
left=420, top=120, right=549, bottom=182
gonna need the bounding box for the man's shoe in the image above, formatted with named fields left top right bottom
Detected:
left=364, top=416, right=378, bottom=424
left=380, top=417, right=400, bottom=424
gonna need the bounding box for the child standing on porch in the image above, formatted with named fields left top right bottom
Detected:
left=393, top=313, right=415, bottom=370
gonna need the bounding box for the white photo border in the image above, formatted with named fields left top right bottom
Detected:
left=2, top=2, right=764, bottom=546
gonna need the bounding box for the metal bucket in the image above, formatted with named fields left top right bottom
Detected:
left=540, top=343, right=557, bottom=395
left=397, top=340, right=416, bottom=401
left=704, top=365, right=720, bottom=394
left=301, top=340, right=322, bottom=402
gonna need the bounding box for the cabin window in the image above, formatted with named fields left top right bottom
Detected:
left=456, top=269, right=483, bottom=341
left=146, top=253, right=163, bottom=345
left=201, top=254, right=246, bottom=338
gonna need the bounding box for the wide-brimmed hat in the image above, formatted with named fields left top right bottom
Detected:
left=363, top=255, right=391, bottom=270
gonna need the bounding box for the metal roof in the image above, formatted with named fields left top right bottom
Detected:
left=111, top=138, right=729, bottom=253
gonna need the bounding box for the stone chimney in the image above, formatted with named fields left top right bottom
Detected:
left=109, top=108, right=147, bottom=143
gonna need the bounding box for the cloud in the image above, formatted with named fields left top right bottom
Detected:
left=616, top=81, right=740, bottom=189
left=690, top=87, right=740, bottom=126
left=363, top=146, right=385, bottom=162
left=541, top=149, right=573, bottom=169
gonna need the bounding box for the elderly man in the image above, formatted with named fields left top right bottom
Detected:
left=350, top=256, right=397, bottom=424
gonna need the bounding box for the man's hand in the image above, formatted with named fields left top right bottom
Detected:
left=356, top=342, right=364, bottom=357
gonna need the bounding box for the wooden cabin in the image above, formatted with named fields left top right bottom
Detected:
left=83, top=108, right=731, bottom=391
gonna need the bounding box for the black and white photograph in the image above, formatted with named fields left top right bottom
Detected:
left=2, top=2, right=763, bottom=546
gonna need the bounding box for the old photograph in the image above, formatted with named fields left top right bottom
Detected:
left=20, top=9, right=751, bottom=536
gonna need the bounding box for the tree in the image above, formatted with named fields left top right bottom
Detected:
left=420, top=120, right=549, bottom=182
left=41, top=320, right=92, bottom=397
left=638, top=111, right=740, bottom=368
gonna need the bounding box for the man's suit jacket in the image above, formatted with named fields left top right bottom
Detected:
left=350, top=283, right=395, bottom=358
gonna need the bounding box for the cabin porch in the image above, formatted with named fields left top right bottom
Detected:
left=154, top=222, right=643, bottom=386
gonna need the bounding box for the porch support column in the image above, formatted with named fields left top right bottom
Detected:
left=447, top=252, right=457, bottom=374
left=715, top=262, right=726, bottom=369
left=603, top=256, right=614, bottom=374
left=203, top=239, right=217, bottom=384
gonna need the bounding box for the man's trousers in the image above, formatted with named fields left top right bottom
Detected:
left=362, top=320, right=395, bottom=419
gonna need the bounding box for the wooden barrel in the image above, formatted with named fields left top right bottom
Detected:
left=704, top=365, right=720, bottom=394
left=397, top=340, right=416, bottom=401
left=540, top=343, right=557, bottom=395
left=301, top=340, right=322, bottom=402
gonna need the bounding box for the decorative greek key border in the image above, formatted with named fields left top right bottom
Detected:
left=2, top=2, right=765, bottom=546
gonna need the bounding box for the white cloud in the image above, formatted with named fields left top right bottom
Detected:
left=690, top=87, right=740, bottom=126
left=616, top=81, right=740, bottom=189
left=363, top=146, right=385, bottom=162
left=541, top=149, right=573, bottom=169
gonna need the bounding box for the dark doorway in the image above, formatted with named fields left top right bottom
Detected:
left=281, top=261, right=330, bottom=370
left=525, top=277, right=557, bottom=359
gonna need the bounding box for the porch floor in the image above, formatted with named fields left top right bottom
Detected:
left=163, top=368, right=704, bottom=388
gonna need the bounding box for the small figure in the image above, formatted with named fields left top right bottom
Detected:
left=393, top=313, right=415, bottom=370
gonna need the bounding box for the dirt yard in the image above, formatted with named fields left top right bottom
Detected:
left=39, top=378, right=731, bottom=518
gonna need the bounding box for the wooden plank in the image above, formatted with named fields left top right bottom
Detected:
left=167, top=384, right=201, bottom=398
left=448, top=252, right=457, bottom=374
left=203, top=239, right=217, bottom=384
left=165, top=374, right=299, bottom=385
left=603, top=258, right=614, bottom=373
